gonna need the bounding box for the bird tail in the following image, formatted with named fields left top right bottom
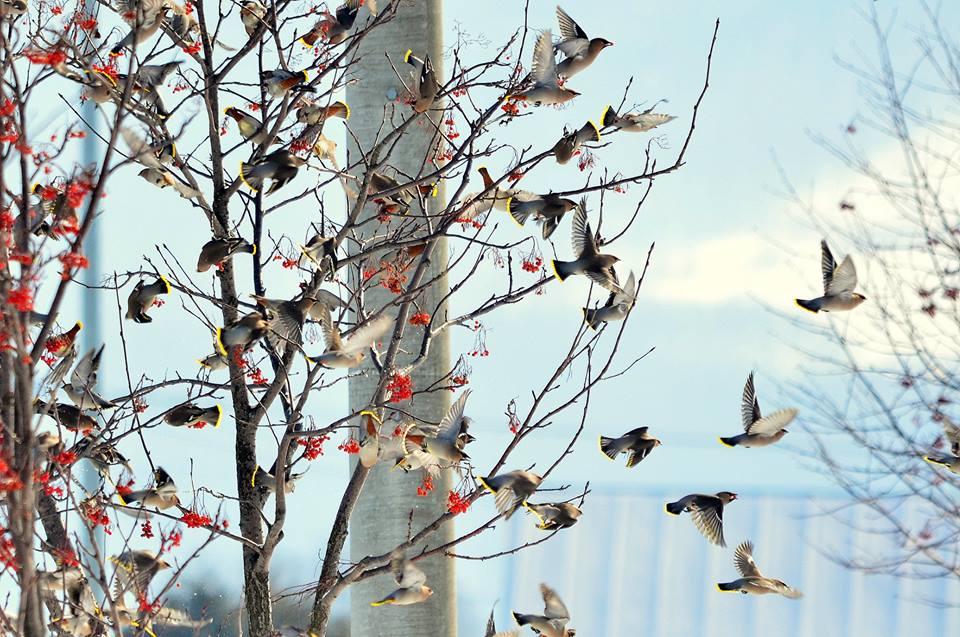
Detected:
left=541, top=215, right=561, bottom=240
left=214, top=328, right=228, bottom=356
left=665, top=500, right=684, bottom=515
left=716, top=582, right=739, bottom=592
left=598, top=436, right=619, bottom=460
left=795, top=298, right=820, bottom=313
left=370, top=597, right=394, bottom=607
left=299, top=32, right=320, bottom=47
left=240, top=241, right=257, bottom=255
left=601, top=105, right=618, bottom=127
left=924, top=455, right=950, bottom=467
left=551, top=259, right=574, bottom=282
left=580, top=120, right=602, bottom=142
left=583, top=307, right=601, bottom=330
left=239, top=162, right=264, bottom=192
left=132, top=312, right=152, bottom=324
left=478, top=475, right=499, bottom=494
left=513, top=612, right=533, bottom=626
left=212, top=404, right=223, bottom=428
left=718, top=436, right=738, bottom=448
left=505, top=197, right=531, bottom=227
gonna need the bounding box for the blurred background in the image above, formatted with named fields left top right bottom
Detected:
left=26, top=0, right=960, bottom=635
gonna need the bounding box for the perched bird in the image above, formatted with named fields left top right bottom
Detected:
left=598, top=426, right=661, bottom=468
left=296, top=99, right=350, bottom=125
left=111, top=550, right=171, bottom=599
left=125, top=276, right=171, bottom=323
left=197, top=351, right=228, bottom=370
left=299, top=0, right=376, bottom=46
left=0, top=0, right=27, bottom=17
left=224, top=107, right=280, bottom=145
left=551, top=200, right=621, bottom=292
left=215, top=312, right=269, bottom=355
left=251, top=461, right=306, bottom=494
left=118, top=466, right=179, bottom=511
left=163, top=402, right=222, bottom=428
left=796, top=239, right=867, bottom=313
left=197, top=237, right=256, bottom=272
left=719, top=372, right=798, bottom=448
left=240, top=0, right=267, bottom=38
left=404, top=50, right=439, bottom=113
left=512, top=583, right=574, bottom=637
left=583, top=270, right=636, bottom=329
left=298, top=234, right=338, bottom=271
left=408, top=389, right=472, bottom=468
left=717, top=541, right=803, bottom=599
left=924, top=416, right=960, bottom=474
left=33, top=399, right=98, bottom=434
left=46, top=321, right=83, bottom=356
left=507, top=193, right=577, bottom=240
left=110, top=4, right=170, bottom=55
left=311, top=309, right=393, bottom=369
left=553, top=6, right=612, bottom=79
left=138, top=167, right=200, bottom=199
left=370, top=550, right=432, bottom=607
left=523, top=502, right=582, bottom=531
left=62, top=345, right=116, bottom=411
left=478, top=470, right=543, bottom=519
left=552, top=120, right=600, bottom=165
left=601, top=104, right=675, bottom=133
left=511, top=30, right=579, bottom=106
left=240, top=149, right=305, bottom=195
left=261, top=69, right=313, bottom=97
left=665, top=491, right=738, bottom=547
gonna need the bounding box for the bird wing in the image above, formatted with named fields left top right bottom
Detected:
left=555, top=6, right=588, bottom=41
left=819, top=239, right=836, bottom=294
left=153, top=607, right=212, bottom=628
left=70, top=346, right=103, bottom=389
left=746, top=408, right=797, bottom=437
left=391, top=551, right=426, bottom=588
left=317, top=304, right=343, bottom=350
left=540, top=583, right=570, bottom=622
left=419, top=54, right=437, bottom=96
left=570, top=200, right=596, bottom=258
left=690, top=499, right=726, bottom=547
left=436, top=389, right=471, bottom=443
left=485, top=604, right=497, bottom=637
left=585, top=267, right=622, bottom=294
left=740, top=372, right=761, bottom=431
left=613, top=270, right=637, bottom=305
left=120, top=127, right=161, bottom=168
left=942, top=416, right=960, bottom=456
left=342, top=315, right=393, bottom=355
left=826, top=255, right=858, bottom=296
left=734, top=541, right=761, bottom=577
left=118, top=0, right=165, bottom=23
left=530, top=30, right=559, bottom=88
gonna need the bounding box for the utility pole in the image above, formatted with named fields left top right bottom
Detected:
left=346, top=1, right=455, bottom=636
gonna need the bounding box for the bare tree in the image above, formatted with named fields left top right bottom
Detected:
left=0, top=1, right=718, bottom=635
left=781, top=0, right=960, bottom=589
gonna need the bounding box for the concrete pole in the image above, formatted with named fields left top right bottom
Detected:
left=346, top=1, right=455, bottom=636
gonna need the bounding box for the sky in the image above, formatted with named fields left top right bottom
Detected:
left=20, top=0, right=960, bottom=634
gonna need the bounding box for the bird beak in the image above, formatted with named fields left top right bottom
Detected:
left=730, top=493, right=738, bottom=500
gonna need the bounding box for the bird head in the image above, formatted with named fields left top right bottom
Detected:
left=423, top=586, right=434, bottom=598
left=653, top=438, right=663, bottom=447
left=592, top=38, right=614, bottom=49
left=718, top=491, right=738, bottom=502
left=854, top=293, right=867, bottom=301
left=157, top=559, right=171, bottom=570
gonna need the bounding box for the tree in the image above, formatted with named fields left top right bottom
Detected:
left=0, top=1, right=718, bottom=635
left=782, top=0, right=960, bottom=590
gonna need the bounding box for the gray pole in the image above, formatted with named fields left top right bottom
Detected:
left=346, top=1, right=455, bottom=636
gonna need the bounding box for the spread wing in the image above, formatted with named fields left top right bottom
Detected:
left=746, top=408, right=797, bottom=437
left=570, top=200, right=596, bottom=258
left=530, top=30, right=558, bottom=88
left=436, top=389, right=470, bottom=443
left=826, top=255, right=858, bottom=296
left=819, top=239, right=836, bottom=294
left=120, top=127, right=162, bottom=169
left=690, top=499, right=725, bottom=547
left=540, top=583, right=569, bottom=622
left=585, top=266, right=622, bottom=294
left=555, top=6, right=589, bottom=57
left=317, top=304, right=343, bottom=350
left=390, top=551, right=426, bottom=589
left=70, top=346, right=103, bottom=389
left=734, top=541, right=762, bottom=578
left=613, top=270, right=637, bottom=305
left=341, top=315, right=393, bottom=355
left=740, top=372, right=761, bottom=431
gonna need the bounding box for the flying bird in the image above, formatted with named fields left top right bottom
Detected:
left=163, top=402, right=223, bottom=428
left=551, top=200, right=621, bottom=292
left=717, top=541, right=803, bottom=598
left=110, top=3, right=170, bottom=55
left=111, top=550, right=171, bottom=600
left=370, top=550, right=432, bottom=607
left=197, top=237, right=257, bottom=272
left=796, top=239, right=867, bottom=313
left=583, top=270, right=636, bottom=329
left=215, top=312, right=269, bottom=355
left=62, top=345, right=116, bottom=411
left=138, top=167, right=201, bottom=199
left=240, top=0, right=267, bottom=38
left=552, top=120, right=600, bottom=165
left=924, top=415, right=960, bottom=474
left=511, top=30, right=579, bottom=106
left=407, top=389, right=473, bottom=468
left=125, top=276, right=171, bottom=323
left=298, top=234, right=339, bottom=271
left=250, top=292, right=328, bottom=354
left=601, top=104, right=675, bottom=133
left=523, top=502, right=582, bottom=530
left=506, top=193, right=578, bottom=240
left=117, top=466, right=180, bottom=511
left=553, top=6, right=612, bottom=80
left=665, top=491, right=738, bottom=547
left=598, top=426, right=661, bottom=467
left=404, top=50, right=439, bottom=113
left=719, top=372, right=797, bottom=448
left=310, top=309, right=393, bottom=369
left=479, top=470, right=543, bottom=519
left=261, top=69, right=313, bottom=97
left=299, top=0, right=376, bottom=46
left=224, top=107, right=281, bottom=145
left=240, top=149, right=305, bottom=195
left=512, top=583, right=574, bottom=637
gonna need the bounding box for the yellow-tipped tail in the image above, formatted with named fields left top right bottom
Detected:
left=794, top=298, right=818, bottom=313
left=522, top=501, right=546, bottom=528
left=169, top=143, right=177, bottom=158
left=550, top=260, right=564, bottom=282
left=116, top=491, right=128, bottom=506
left=159, top=274, right=171, bottom=294
left=75, top=321, right=84, bottom=331
left=717, top=436, right=735, bottom=448
left=338, top=100, right=351, bottom=119
left=239, top=162, right=259, bottom=192
left=360, top=410, right=382, bottom=425
left=370, top=598, right=394, bottom=607
left=600, top=105, right=614, bottom=126
left=478, top=476, right=496, bottom=494
left=215, top=328, right=227, bottom=356
left=403, top=48, right=413, bottom=63
left=213, top=404, right=223, bottom=428
left=598, top=436, right=616, bottom=460
left=251, top=243, right=258, bottom=256
left=251, top=464, right=260, bottom=488
left=588, top=120, right=601, bottom=141
left=301, top=70, right=310, bottom=83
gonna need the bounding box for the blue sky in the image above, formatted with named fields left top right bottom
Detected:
left=23, top=0, right=958, bottom=632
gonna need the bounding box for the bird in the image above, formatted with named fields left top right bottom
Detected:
left=297, top=234, right=339, bottom=271
left=138, top=168, right=201, bottom=199
left=46, top=321, right=83, bottom=356
left=512, top=583, right=575, bottom=637
left=553, top=6, right=612, bottom=79
left=111, top=550, right=171, bottom=600
left=601, top=104, right=675, bottom=133
left=261, top=69, right=314, bottom=97
left=215, top=312, right=270, bottom=355
left=506, top=194, right=578, bottom=240
left=552, top=120, right=600, bottom=165
left=249, top=292, right=324, bottom=353
left=299, top=0, right=376, bottom=46
left=125, top=276, right=171, bottom=323
left=62, top=345, right=116, bottom=411
left=583, top=269, right=636, bottom=329
left=72, top=437, right=132, bottom=479
left=197, top=237, right=257, bottom=272
left=598, top=427, right=661, bottom=467
left=110, top=3, right=170, bottom=55
left=796, top=239, right=867, bottom=313
left=477, top=166, right=525, bottom=211
left=404, top=50, right=439, bottom=113
left=119, top=127, right=167, bottom=170
left=358, top=410, right=385, bottom=469
left=665, top=492, right=738, bottom=547
left=224, top=107, right=283, bottom=145
left=240, top=149, right=306, bottom=195
left=296, top=99, right=350, bottom=126
left=717, top=541, right=803, bottom=598
left=197, top=351, right=228, bottom=370
left=240, top=0, right=267, bottom=38
left=163, top=402, right=222, bottom=428
left=407, top=389, right=472, bottom=469
left=366, top=172, right=435, bottom=216
left=117, top=466, right=180, bottom=511
left=251, top=461, right=307, bottom=494
left=719, top=372, right=798, bottom=448
left=370, top=550, right=433, bottom=607
left=511, top=30, right=578, bottom=106
left=550, top=199, right=621, bottom=292
left=485, top=603, right=520, bottom=637
left=478, top=470, right=543, bottom=519
left=310, top=308, right=393, bottom=369
left=33, top=399, right=98, bottom=434
left=924, top=416, right=960, bottom=474
left=116, top=61, right=181, bottom=117
left=0, top=0, right=27, bottom=17
left=523, top=502, right=582, bottom=530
